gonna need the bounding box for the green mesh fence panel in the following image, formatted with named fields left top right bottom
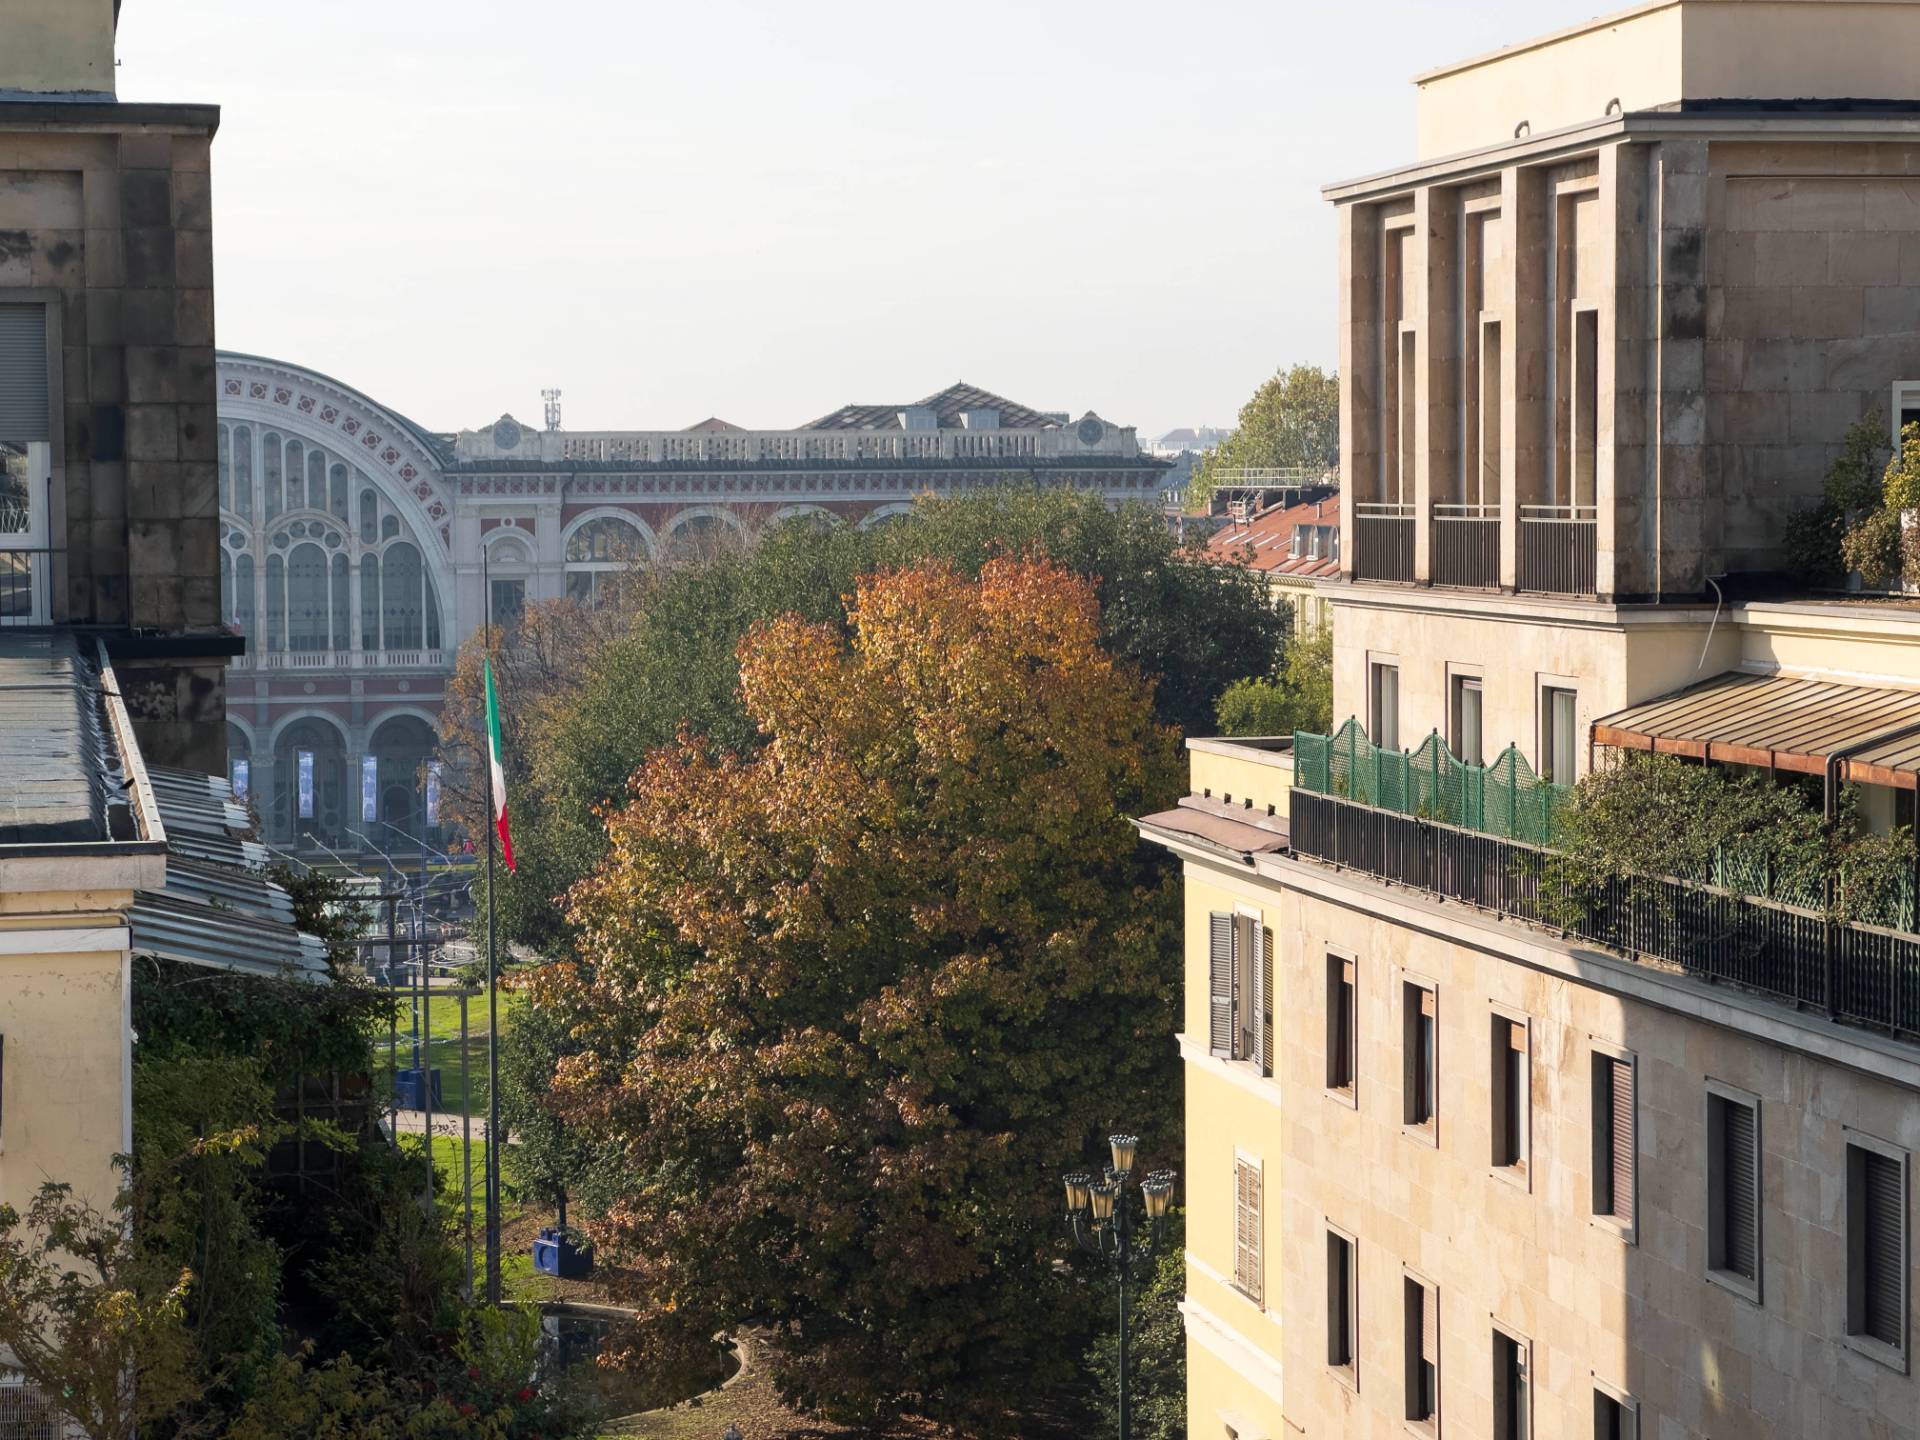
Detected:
left=1291, top=722, right=1568, bottom=844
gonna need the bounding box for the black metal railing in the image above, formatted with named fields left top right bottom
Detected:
left=1353, top=502, right=1415, bottom=583
left=1517, top=505, right=1597, bottom=597
left=1431, top=504, right=1500, bottom=589
left=0, top=545, right=55, bottom=627
left=1290, top=788, right=1920, bottom=1039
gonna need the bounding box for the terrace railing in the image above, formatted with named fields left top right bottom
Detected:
left=1353, top=502, right=1415, bottom=583
left=1431, top=503, right=1500, bottom=589
left=1517, top=504, right=1597, bottom=597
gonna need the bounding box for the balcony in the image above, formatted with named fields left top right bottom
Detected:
left=1430, top=504, right=1500, bottom=589
left=1289, top=787, right=1920, bottom=1039
left=230, top=648, right=447, bottom=673
left=1517, top=504, right=1597, bottom=597
left=1352, top=502, right=1415, bottom=583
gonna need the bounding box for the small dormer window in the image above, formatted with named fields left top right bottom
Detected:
left=1290, top=529, right=1303, bottom=559
left=1332, top=528, right=1342, bottom=562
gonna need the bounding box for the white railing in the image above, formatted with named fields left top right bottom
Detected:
left=230, top=649, right=447, bottom=672
left=458, top=426, right=1137, bottom=465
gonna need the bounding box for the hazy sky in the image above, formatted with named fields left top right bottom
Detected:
left=120, top=1, right=1603, bottom=437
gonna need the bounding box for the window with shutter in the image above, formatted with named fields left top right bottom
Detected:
left=1708, top=1089, right=1760, bottom=1294
left=0, top=305, right=50, bottom=444
left=1233, top=1155, right=1263, bottom=1306
left=1848, top=1140, right=1908, bottom=1355
left=1231, top=914, right=1248, bottom=1062
left=1493, top=1017, right=1529, bottom=1172
left=1326, top=1230, right=1356, bottom=1371
left=1593, top=1052, right=1636, bottom=1232
left=1327, top=956, right=1356, bottom=1094
left=1209, top=913, right=1233, bottom=1058
left=1493, top=1327, right=1531, bottom=1440
left=1259, top=925, right=1273, bottom=1078
left=1404, top=983, right=1437, bottom=1130
left=1404, top=1276, right=1438, bottom=1425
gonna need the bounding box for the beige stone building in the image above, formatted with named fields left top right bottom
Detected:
left=1144, top=4, right=1920, bottom=1437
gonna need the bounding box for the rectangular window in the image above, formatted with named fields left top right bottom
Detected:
left=1404, top=982, right=1436, bottom=1131
left=1847, top=1137, right=1909, bottom=1360
left=1371, top=662, right=1400, bottom=751
left=0, top=302, right=53, bottom=625
left=1450, top=674, right=1484, bottom=767
left=1543, top=686, right=1579, bottom=785
left=1398, top=326, right=1418, bottom=505
left=1208, top=912, right=1234, bottom=1059
left=1493, top=1327, right=1531, bottom=1440
left=1327, top=1229, right=1358, bottom=1376
left=1593, top=1387, right=1637, bottom=1440
left=1327, top=955, right=1356, bottom=1097
left=1492, top=1016, right=1529, bottom=1174
left=1209, top=913, right=1268, bottom=1072
left=1593, top=1051, right=1637, bottom=1234
left=1707, top=1087, right=1761, bottom=1296
left=1403, top=1275, right=1438, bottom=1427
left=1234, top=1154, right=1263, bottom=1308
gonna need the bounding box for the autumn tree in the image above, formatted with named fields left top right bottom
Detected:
left=531, top=557, right=1183, bottom=1431
left=1190, top=363, right=1340, bottom=508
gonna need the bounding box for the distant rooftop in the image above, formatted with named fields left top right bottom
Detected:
left=805, top=382, right=1063, bottom=432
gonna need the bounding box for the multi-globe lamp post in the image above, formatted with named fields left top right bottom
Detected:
left=1062, top=1133, right=1177, bottom=1440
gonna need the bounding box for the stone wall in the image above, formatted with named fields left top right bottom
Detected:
left=1705, top=141, right=1920, bottom=575
left=0, top=104, right=226, bottom=772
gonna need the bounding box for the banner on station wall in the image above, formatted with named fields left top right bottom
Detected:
left=425, top=760, right=442, bottom=826
left=231, top=758, right=249, bottom=801
left=362, top=756, right=378, bottom=823
left=297, top=750, right=314, bottom=819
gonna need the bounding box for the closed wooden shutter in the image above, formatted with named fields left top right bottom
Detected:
left=1234, top=1157, right=1263, bottom=1305
left=1209, top=913, right=1233, bottom=1057
left=1419, top=1282, right=1437, bottom=1365
left=1607, top=1058, right=1636, bottom=1225
left=1723, top=1101, right=1758, bottom=1280
left=1862, top=1147, right=1905, bottom=1348
left=1260, top=926, right=1273, bottom=1077
left=0, top=305, right=49, bottom=442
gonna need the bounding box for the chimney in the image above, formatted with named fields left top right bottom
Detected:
left=0, top=0, right=120, bottom=100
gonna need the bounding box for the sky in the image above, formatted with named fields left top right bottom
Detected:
left=120, top=0, right=1607, bottom=438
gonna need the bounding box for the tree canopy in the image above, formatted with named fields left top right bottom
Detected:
left=1189, top=363, right=1339, bottom=509
left=524, top=557, right=1184, bottom=1431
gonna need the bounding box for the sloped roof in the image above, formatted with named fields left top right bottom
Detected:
left=803, top=382, right=1059, bottom=432
left=685, top=416, right=745, bottom=433
left=0, top=634, right=114, bottom=846
left=1205, top=495, right=1342, bottom=578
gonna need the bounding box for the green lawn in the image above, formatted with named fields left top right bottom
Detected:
left=377, top=982, right=526, bottom=1116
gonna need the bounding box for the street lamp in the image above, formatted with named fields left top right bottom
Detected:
left=1062, top=1133, right=1177, bottom=1440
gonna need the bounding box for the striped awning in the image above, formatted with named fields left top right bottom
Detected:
left=1592, top=671, right=1920, bottom=789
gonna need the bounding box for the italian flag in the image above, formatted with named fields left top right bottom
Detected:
left=484, top=658, right=516, bottom=871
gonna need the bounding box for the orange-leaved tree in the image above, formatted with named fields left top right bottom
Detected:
left=532, top=555, right=1183, bottom=1431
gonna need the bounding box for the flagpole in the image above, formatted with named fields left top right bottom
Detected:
left=483, top=539, right=502, bottom=1306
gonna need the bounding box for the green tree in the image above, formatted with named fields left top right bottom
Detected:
left=1190, top=364, right=1340, bottom=509
left=0, top=1177, right=200, bottom=1440
left=530, top=558, right=1183, bottom=1433
left=1084, top=1215, right=1185, bottom=1440
left=1215, top=623, right=1334, bottom=737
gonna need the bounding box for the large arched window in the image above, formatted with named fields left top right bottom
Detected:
left=233, top=425, right=252, bottom=519
left=287, top=542, right=329, bottom=652
left=565, top=515, right=646, bottom=606
left=274, top=717, right=349, bottom=849
left=285, top=438, right=306, bottom=508
left=663, top=511, right=739, bottom=563
left=233, top=553, right=254, bottom=636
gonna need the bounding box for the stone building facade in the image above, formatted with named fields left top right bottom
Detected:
left=0, top=8, right=229, bottom=772
left=216, top=354, right=1166, bottom=852
left=1148, top=4, right=1920, bottom=1438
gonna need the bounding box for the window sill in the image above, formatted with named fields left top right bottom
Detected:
left=1488, top=1161, right=1531, bottom=1194
left=1328, top=1362, right=1358, bottom=1394
left=1705, top=1266, right=1761, bottom=1307
left=1230, top=1282, right=1266, bottom=1314
left=1589, top=1213, right=1637, bottom=1246
left=1325, top=1084, right=1357, bottom=1111
left=1843, top=1331, right=1909, bottom=1375
left=1401, top=1122, right=1438, bottom=1149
